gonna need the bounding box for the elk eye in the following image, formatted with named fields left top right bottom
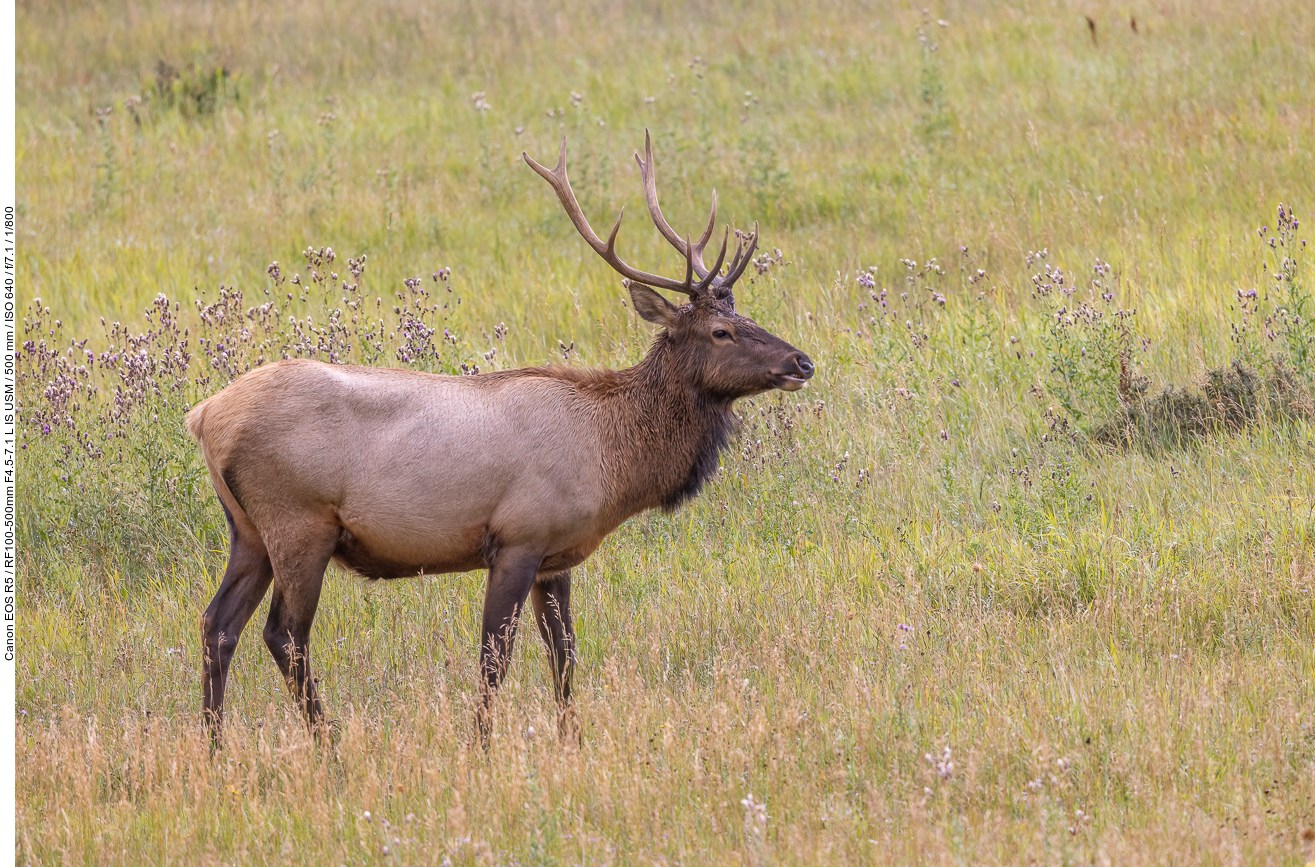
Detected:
left=712, top=329, right=731, bottom=340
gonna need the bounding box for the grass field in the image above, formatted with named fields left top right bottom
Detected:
left=14, top=0, right=1315, bottom=863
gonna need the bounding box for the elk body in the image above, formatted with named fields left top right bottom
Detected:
left=188, top=134, right=814, bottom=744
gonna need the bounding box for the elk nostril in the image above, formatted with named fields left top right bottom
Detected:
left=796, top=356, right=815, bottom=378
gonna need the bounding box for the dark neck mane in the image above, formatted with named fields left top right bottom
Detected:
left=601, top=334, right=737, bottom=515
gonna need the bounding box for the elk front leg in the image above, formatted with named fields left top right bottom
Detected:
left=476, top=547, right=543, bottom=742
left=531, top=569, right=579, bottom=741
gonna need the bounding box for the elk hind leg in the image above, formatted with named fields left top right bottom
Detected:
left=531, top=569, right=579, bottom=741
left=262, top=525, right=338, bottom=738
left=201, top=505, right=274, bottom=748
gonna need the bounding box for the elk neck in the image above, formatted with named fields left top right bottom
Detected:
left=595, top=331, right=738, bottom=517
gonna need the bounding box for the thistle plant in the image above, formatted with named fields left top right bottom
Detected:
left=1028, top=250, right=1146, bottom=428
left=1232, top=204, right=1312, bottom=381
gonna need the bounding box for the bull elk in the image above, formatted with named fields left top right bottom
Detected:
left=187, top=132, right=814, bottom=745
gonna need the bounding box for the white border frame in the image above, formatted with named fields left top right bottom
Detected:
left=2, top=0, right=18, bottom=862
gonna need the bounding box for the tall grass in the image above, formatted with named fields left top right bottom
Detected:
left=16, top=0, right=1315, bottom=863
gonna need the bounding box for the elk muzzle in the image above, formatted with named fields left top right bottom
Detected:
left=772, top=352, right=815, bottom=392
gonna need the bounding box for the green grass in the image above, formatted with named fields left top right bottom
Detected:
left=15, top=0, right=1315, bottom=863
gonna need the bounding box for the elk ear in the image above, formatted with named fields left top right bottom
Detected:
left=628, top=282, right=679, bottom=327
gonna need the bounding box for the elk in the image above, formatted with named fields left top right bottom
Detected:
left=187, top=132, right=814, bottom=745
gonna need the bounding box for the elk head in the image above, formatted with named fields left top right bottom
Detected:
left=523, top=132, right=815, bottom=401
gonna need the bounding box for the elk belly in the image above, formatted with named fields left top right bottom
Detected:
left=330, top=523, right=489, bottom=579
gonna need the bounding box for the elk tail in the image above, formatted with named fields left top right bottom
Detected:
left=185, top=397, right=212, bottom=443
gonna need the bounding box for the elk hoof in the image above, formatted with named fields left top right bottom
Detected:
left=557, top=707, right=583, bottom=746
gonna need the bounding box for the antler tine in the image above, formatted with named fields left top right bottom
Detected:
left=525, top=137, right=698, bottom=297
left=719, top=222, right=760, bottom=289
left=693, top=189, right=718, bottom=273
left=724, top=237, right=746, bottom=276
left=603, top=208, right=625, bottom=256
left=636, top=130, right=717, bottom=279
left=696, top=227, right=730, bottom=294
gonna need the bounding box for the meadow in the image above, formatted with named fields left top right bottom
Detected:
left=14, top=0, right=1315, bottom=863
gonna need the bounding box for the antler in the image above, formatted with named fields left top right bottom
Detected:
left=635, top=131, right=718, bottom=280
left=524, top=138, right=700, bottom=297
left=524, top=133, right=759, bottom=299
left=634, top=130, right=759, bottom=297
